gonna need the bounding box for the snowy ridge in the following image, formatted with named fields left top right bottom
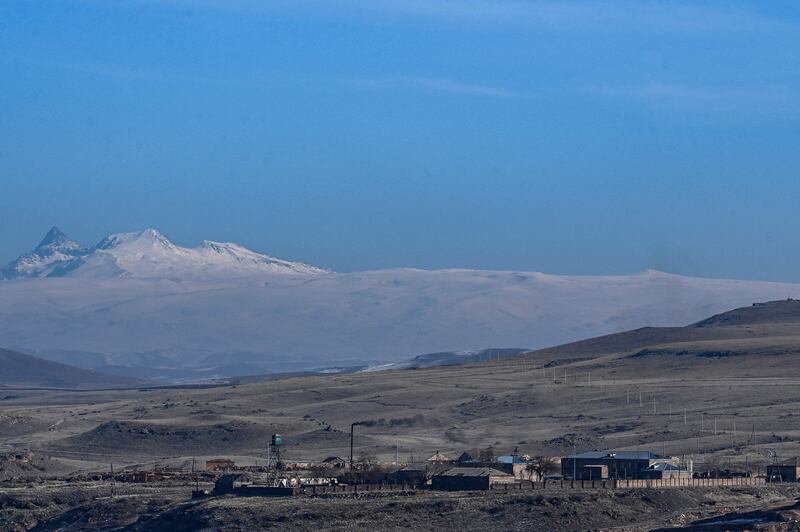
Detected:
left=1, top=227, right=328, bottom=280
left=1, top=227, right=87, bottom=279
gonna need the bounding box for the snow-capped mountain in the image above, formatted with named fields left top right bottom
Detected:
left=5, top=227, right=800, bottom=380
left=1, top=227, right=87, bottom=279
left=1, top=227, right=328, bottom=280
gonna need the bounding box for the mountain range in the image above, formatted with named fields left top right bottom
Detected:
left=1, top=227, right=326, bottom=279
left=3, top=227, right=800, bottom=381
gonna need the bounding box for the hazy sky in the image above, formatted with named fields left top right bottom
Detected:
left=2, top=1, right=799, bottom=280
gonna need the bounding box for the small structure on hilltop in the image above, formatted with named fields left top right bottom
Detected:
left=431, top=467, right=515, bottom=491
left=561, top=451, right=674, bottom=480
left=767, top=458, right=800, bottom=482
left=206, top=458, right=235, bottom=472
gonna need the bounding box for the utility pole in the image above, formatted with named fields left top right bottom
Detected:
left=110, top=463, right=116, bottom=498
left=192, top=456, right=199, bottom=493
left=573, top=443, right=577, bottom=480
left=639, top=391, right=643, bottom=407
left=684, top=408, right=687, bottom=427
left=714, top=417, right=717, bottom=436
left=627, top=389, right=630, bottom=404
left=653, top=396, right=656, bottom=415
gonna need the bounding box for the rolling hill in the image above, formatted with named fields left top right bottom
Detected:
left=0, top=348, right=141, bottom=389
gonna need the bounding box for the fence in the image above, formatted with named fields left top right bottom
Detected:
left=488, top=477, right=766, bottom=491
left=231, top=483, right=416, bottom=497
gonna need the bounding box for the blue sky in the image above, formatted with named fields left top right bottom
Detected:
left=1, top=1, right=799, bottom=280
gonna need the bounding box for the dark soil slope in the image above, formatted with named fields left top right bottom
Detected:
left=0, top=347, right=140, bottom=389
left=524, top=299, right=800, bottom=365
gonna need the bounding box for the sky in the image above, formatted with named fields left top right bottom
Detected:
left=1, top=1, right=799, bottom=281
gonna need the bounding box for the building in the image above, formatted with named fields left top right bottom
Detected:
left=427, top=451, right=452, bottom=463
left=385, top=467, right=428, bottom=487
left=495, top=455, right=529, bottom=479
left=767, top=459, right=800, bottom=482
left=206, top=458, right=236, bottom=472
left=455, top=452, right=478, bottom=464
left=431, top=467, right=516, bottom=491
left=321, top=456, right=347, bottom=469
left=561, top=451, right=673, bottom=480
left=125, top=471, right=151, bottom=483
left=638, top=463, right=691, bottom=480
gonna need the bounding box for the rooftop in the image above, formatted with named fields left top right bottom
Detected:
left=566, top=451, right=668, bottom=460
left=496, top=455, right=527, bottom=464
left=437, top=467, right=511, bottom=477
left=427, top=451, right=452, bottom=462
left=645, top=463, right=686, bottom=471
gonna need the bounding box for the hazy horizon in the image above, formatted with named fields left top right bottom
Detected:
left=3, top=1, right=800, bottom=281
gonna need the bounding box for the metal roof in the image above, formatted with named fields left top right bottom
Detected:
left=437, top=467, right=511, bottom=477
left=565, top=450, right=667, bottom=460
left=427, top=451, right=452, bottom=462
left=645, top=463, right=686, bottom=471
left=496, top=455, right=527, bottom=464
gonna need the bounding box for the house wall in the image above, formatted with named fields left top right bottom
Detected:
left=431, top=475, right=491, bottom=491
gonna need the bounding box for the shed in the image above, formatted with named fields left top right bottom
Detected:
left=431, top=467, right=515, bottom=491
left=386, top=467, right=428, bottom=487
left=767, top=459, right=800, bottom=482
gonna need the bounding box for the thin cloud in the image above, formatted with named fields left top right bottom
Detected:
left=352, top=77, right=519, bottom=98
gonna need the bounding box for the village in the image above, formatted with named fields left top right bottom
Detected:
left=16, top=428, right=790, bottom=503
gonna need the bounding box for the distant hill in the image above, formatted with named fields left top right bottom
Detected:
left=522, top=299, right=800, bottom=369
left=0, top=348, right=141, bottom=389
left=693, top=299, right=800, bottom=327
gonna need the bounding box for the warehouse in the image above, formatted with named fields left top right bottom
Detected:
left=431, top=467, right=515, bottom=491
left=561, top=451, right=673, bottom=480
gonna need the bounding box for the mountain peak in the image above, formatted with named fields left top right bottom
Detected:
left=1, top=227, right=86, bottom=279
left=95, top=228, right=175, bottom=251
left=37, top=226, right=69, bottom=248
